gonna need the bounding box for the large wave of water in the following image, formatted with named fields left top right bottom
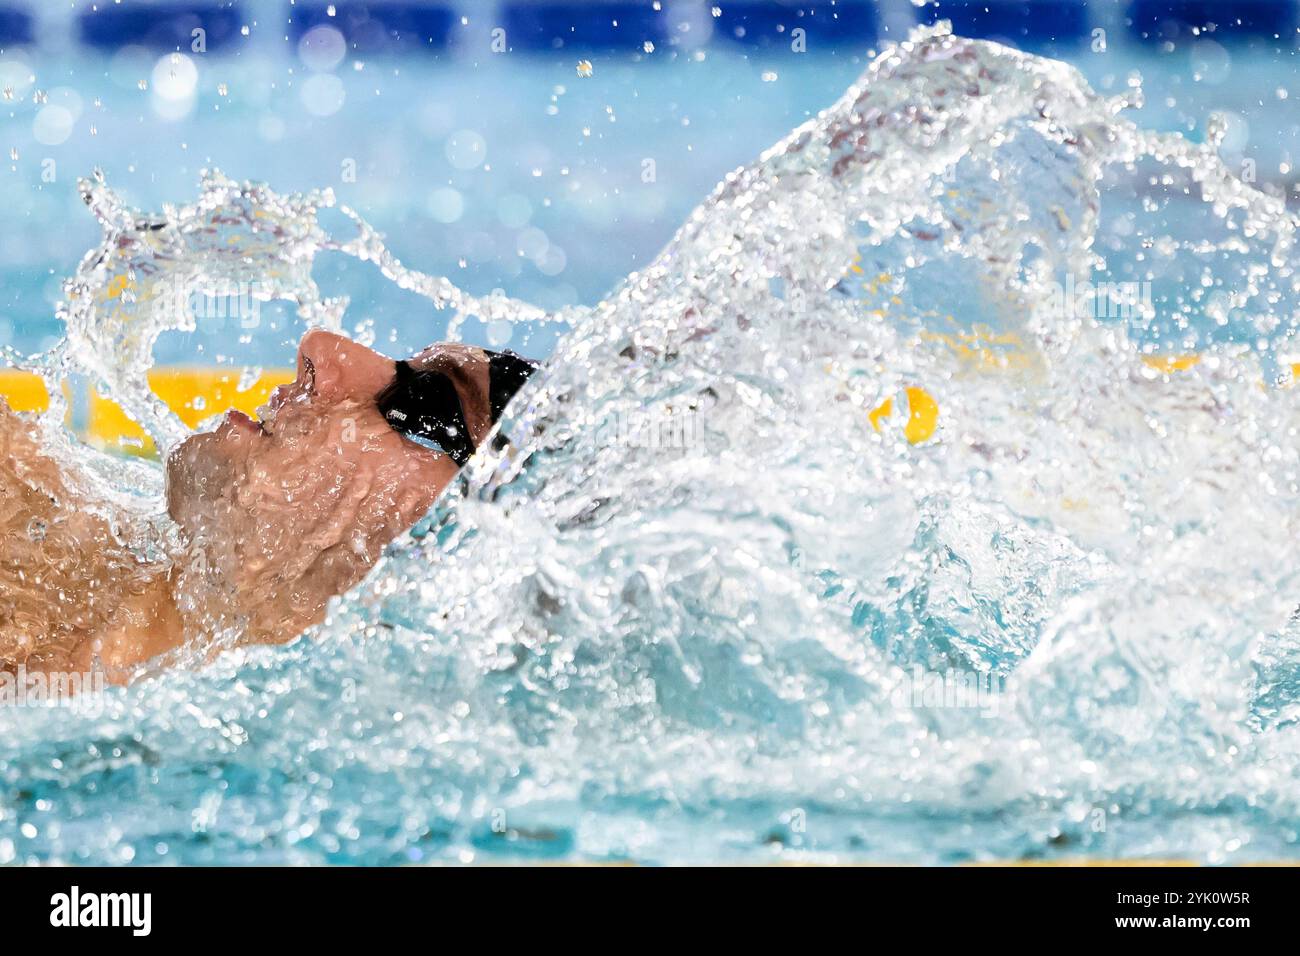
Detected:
left=3, top=23, right=1300, bottom=864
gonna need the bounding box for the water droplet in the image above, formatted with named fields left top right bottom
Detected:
left=1205, top=112, right=1227, bottom=148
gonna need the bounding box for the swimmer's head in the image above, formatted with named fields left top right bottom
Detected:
left=164, top=329, right=463, bottom=643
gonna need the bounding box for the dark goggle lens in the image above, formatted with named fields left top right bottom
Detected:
left=376, top=352, right=539, bottom=467
left=376, top=360, right=475, bottom=466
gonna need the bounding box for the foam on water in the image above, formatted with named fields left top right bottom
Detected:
left=3, top=25, right=1300, bottom=864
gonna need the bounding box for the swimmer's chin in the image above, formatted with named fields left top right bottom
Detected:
left=163, top=423, right=240, bottom=526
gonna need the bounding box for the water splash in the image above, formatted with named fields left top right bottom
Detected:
left=3, top=25, right=1299, bottom=864
left=39, top=169, right=575, bottom=454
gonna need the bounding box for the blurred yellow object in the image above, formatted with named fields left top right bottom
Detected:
left=919, top=328, right=1034, bottom=371
left=0, top=368, right=293, bottom=457
left=0, top=370, right=51, bottom=412
left=1141, top=354, right=1201, bottom=374
left=87, top=368, right=295, bottom=456
left=902, top=385, right=939, bottom=444
left=869, top=385, right=940, bottom=445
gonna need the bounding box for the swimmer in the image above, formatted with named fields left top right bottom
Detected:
left=0, top=330, right=539, bottom=682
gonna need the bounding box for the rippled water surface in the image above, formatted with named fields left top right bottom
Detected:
left=3, top=25, right=1300, bottom=864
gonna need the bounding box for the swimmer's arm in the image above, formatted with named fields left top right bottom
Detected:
left=0, top=399, right=182, bottom=678
left=63, top=574, right=184, bottom=683
left=0, top=399, right=78, bottom=667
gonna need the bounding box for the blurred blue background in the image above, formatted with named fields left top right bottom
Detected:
left=0, top=0, right=1296, bottom=364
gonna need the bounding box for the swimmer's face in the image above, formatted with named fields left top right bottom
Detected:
left=164, top=329, right=458, bottom=642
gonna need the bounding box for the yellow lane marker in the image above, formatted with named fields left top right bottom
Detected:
left=903, top=385, right=939, bottom=444
left=1141, top=354, right=1201, bottom=374
left=0, top=369, right=51, bottom=412
left=869, top=385, right=940, bottom=445
left=88, top=368, right=294, bottom=456
left=919, top=328, right=1035, bottom=372
left=0, top=368, right=294, bottom=457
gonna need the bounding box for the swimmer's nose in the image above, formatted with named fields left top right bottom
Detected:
left=296, top=329, right=396, bottom=402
